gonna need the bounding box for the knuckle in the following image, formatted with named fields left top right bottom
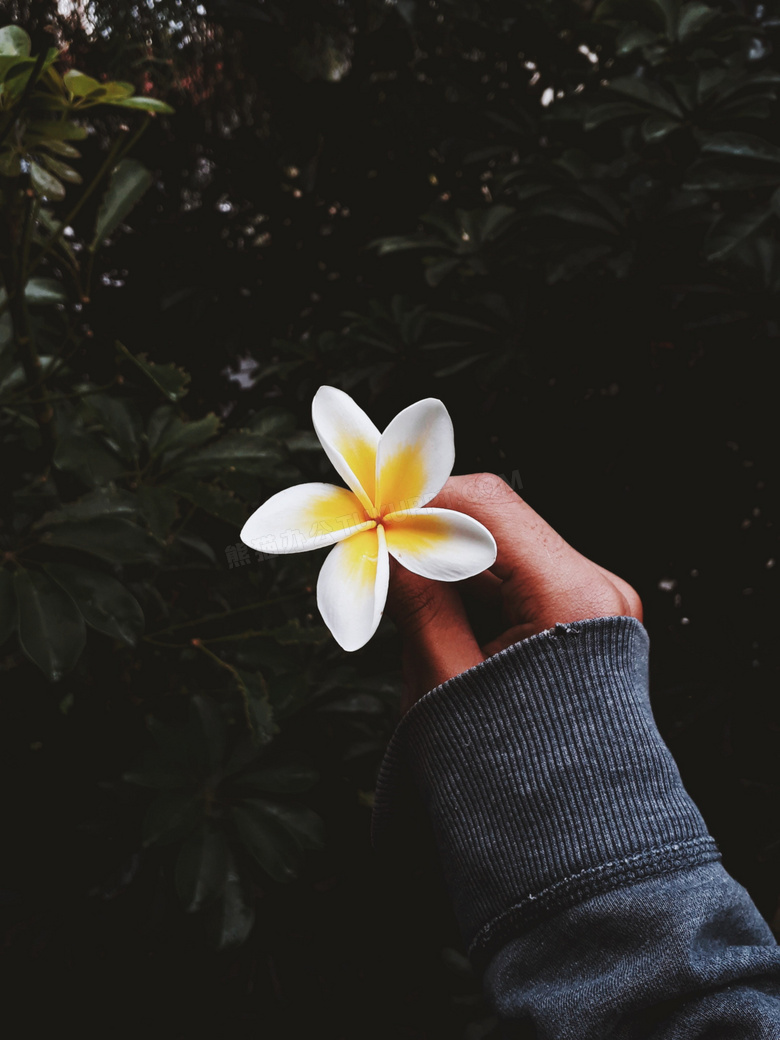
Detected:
left=465, top=472, right=517, bottom=504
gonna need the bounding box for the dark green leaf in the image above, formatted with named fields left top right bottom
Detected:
left=107, top=96, right=175, bottom=115
left=233, top=762, right=319, bottom=794
left=40, top=153, right=82, bottom=185
left=231, top=803, right=302, bottom=883
left=703, top=207, right=772, bottom=262
left=369, top=231, right=444, bottom=255
left=14, top=567, right=86, bottom=680
left=244, top=408, right=296, bottom=438
left=318, top=693, right=385, bottom=715
left=99, top=80, right=134, bottom=100
left=683, top=160, right=780, bottom=191
left=53, top=431, right=125, bottom=487
left=163, top=471, right=248, bottom=525
left=145, top=405, right=177, bottom=453
left=201, top=849, right=255, bottom=950
left=175, top=823, right=230, bottom=913
left=589, top=0, right=638, bottom=27
left=477, top=204, right=517, bottom=241
left=240, top=797, right=325, bottom=852
left=63, top=69, right=103, bottom=97
left=140, top=699, right=224, bottom=778
left=678, top=1, right=718, bottom=40
left=175, top=432, right=285, bottom=476
left=34, top=487, right=138, bottom=529
left=654, top=0, right=680, bottom=37
left=583, top=102, right=646, bottom=130
left=642, top=115, right=680, bottom=143
left=283, top=430, right=321, bottom=452
left=529, top=198, right=620, bottom=235
left=547, top=243, right=614, bottom=283
left=266, top=670, right=311, bottom=720
left=0, top=567, right=16, bottom=645
left=27, top=119, right=88, bottom=141
left=233, top=668, right=277, bottom=746
left=699, top=132, right=780, bottom=165
left=422, top=211, right=467, bottom=244
left=35, top=208, right=75, bottom=266
left=44, top=562, right=144, bottom=646
left=30, top=162, right=65, bottom=201
left=578, top=183, right=627, bottom=226
left=428, top=311, right=497, bottom=333
left=271, top=619, right=330, bottom=645
left=750, top=237, right=780, bottom=292
left=116, top=342, right=190, bottom=401
left=696, top=66, right=728, bottom=103
left=91, top=159, right=153, bottom=249
left=123, top=749, right=195, bottom=789
left=25, top=277, right=67, bottom=306
left=41, top=518, right=164, bottom=564
left=176, top=533, right=217, bottom=563
left=188, top=695, right=228, bottom=773
left=37, top=138, right=81, bottom=159
left=153, top=413, right=221, bottom=462
left=0, top=148, right=21, bottom=176
left=434, top=353, right=488, bottom=378
left=615, top=25, right=660, bottom=55
left=136, top=485, right=178, bottom=540
left=221, top=736, right=265, bottom=780
left=424, top=258, right=461, bottom=287
left=607, top=76, right=683, bottom=116
left=0, top=55, right=28, bottom=85
left=706, top=73, right=780, bottom=108
left=84, top=394, right=140, bottom=461
left=143, top=791, right=202, bottom=847
left=0, top=26, right=31, bottom=58
left=0, top=352, right=55, bottom=397
left=712, top=100, right=772, bottom=122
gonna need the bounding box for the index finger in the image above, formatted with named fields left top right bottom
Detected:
left=430, top=473, right=580, bottom=588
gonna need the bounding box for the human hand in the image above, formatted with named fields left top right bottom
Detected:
left=387, top=474, right=642, bottom=715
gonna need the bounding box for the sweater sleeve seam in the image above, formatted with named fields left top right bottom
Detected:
left=468, top=835, right=721, bottom=967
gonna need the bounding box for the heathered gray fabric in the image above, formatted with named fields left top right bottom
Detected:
left=371, top=616, right=780, bottom=1035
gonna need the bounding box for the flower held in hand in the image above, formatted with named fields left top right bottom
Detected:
left=240, top=387, right=497, bottom=651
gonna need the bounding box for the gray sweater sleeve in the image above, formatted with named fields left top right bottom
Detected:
left=371, top=616, right=780, bottom=1038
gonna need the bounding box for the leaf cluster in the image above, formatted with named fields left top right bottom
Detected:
left=1, top=21, right=393, bottom=953
left=0, top=24, right=172, bottom=202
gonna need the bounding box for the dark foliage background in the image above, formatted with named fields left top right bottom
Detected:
left=1, top=0, right=778, bottom=1035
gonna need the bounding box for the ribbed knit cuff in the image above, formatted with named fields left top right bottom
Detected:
left=371, top=616, right=720, bottom=969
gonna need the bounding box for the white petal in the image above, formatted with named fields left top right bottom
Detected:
left=375, top=398, right=454, bottom=515
left=312, top=386, right=381, bottom=514
left=240, top=483, right=372, bottom=554
left=317, top=525, right=389, bottom=651
left=384, top=508, right=496, bottom=581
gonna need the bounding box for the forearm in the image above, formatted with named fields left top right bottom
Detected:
left=371, top=617, right=780, bottom=1037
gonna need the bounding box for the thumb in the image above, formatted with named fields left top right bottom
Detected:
left=386, top=559, right=484, bottom=714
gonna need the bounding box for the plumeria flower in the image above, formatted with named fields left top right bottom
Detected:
left=240, top=386, right=497, bottom=651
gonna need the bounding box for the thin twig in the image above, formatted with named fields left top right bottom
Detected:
left=143, top=591, right=308, bottom=640
left=7, top=378, right=119, bottom=406
left=27, top=115, right=151, bottom=279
